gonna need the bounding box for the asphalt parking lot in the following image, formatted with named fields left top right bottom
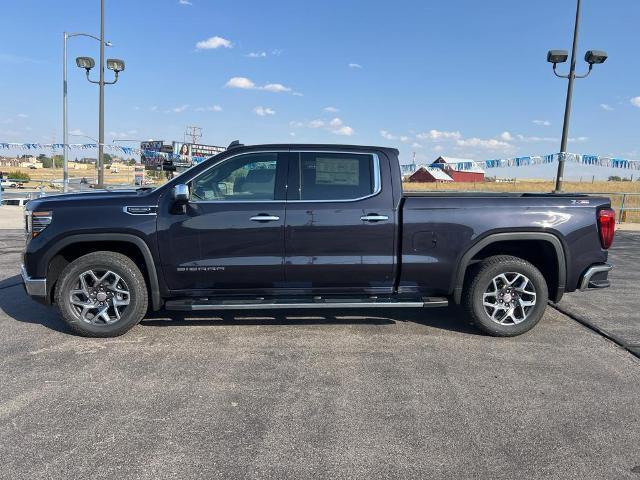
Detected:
left=1, top=228, right=639, bottom=479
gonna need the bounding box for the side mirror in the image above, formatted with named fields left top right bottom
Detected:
left=173, top=184, right=189, bottom=205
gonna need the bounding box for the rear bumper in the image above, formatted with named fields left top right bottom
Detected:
left=579, top=263, right=613, bottom=291
left=20, top=264, right=47, bottom=299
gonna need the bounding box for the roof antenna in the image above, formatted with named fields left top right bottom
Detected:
left=227, top=140, right=244, bottom=149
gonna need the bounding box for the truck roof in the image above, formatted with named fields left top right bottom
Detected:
left=226, top=143, right=399, bottom=155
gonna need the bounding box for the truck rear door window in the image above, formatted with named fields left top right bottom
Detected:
left=297, top=152, right=376, bottom=201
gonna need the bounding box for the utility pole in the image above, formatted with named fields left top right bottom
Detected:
left=184, top=126, right=202, bottom=144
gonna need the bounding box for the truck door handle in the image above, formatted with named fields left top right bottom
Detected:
left=360, top=214, right=389, bottom=222
left=250, top=214, right=280, bottom=222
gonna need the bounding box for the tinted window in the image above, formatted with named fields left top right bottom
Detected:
left=191, top=152, right=279, bottom=201
left=298, top=152, right=376, bottom=200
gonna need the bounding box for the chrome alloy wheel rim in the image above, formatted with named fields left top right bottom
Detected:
left=69, top=269, right=131, bottom=325
left=482, top=272, right=537, bottom=325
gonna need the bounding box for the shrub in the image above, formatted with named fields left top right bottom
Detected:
left=7, top=170, right=30, bottom=182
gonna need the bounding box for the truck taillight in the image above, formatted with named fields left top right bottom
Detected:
left=597, top=208, right=615, bottom=249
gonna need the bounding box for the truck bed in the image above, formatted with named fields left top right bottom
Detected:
left=398, top=193, right=611, bottom=299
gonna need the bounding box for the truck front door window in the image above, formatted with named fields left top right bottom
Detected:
left=191, top=152, right=278, bottom=201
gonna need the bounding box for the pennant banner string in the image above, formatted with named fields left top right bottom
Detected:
left=2, top=143, right=640, bottom=171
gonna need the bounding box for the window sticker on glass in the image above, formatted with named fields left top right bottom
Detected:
left=315, top=158, right=359, bottom=185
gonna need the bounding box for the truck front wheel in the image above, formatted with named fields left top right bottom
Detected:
left=54, top=251, right=148, bottom=337
left=463, top=255, right=548, bottom=337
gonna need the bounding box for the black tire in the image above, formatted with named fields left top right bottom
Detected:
left=54, top=251, right=148, bottom=337
left=463, top=255, right=548, bottom=337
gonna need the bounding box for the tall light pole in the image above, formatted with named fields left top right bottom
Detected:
left=98, top=0, right=106, bottom=189
left=74, top=0, right=125, bottom=189
left=63, top=32, right=110, bottom=193
left=547, top=0, right=608, bottom=192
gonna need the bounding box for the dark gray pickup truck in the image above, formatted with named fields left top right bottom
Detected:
left=21, top=143, right=615, bottom=337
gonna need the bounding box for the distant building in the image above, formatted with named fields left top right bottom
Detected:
left=0, top=157, right=21, bottom=168
left=431, top=156, right=485, bottom=182
left=408, top=166, right=453, bottom=183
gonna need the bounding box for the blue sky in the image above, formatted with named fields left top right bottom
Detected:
left=1, top=0, right=639, bottom=179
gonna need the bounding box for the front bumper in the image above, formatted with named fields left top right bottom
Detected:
left=20, top=264, right=47, bottom=299
left=579, top=263, right=613, bottom=291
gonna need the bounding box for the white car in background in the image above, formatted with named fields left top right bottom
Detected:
left=1, top=197, right=29, bottom=207
left=0, top=180, right=17, bottom=189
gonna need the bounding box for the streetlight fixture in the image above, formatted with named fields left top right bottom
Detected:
left=73, top=0, right=124, bottom=189
left=547, top=0, right=607, bottom=192
left=63, top=32, right=111, bottom=192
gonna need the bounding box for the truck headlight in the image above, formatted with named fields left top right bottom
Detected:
left=26, top=211, right=52, bottom=238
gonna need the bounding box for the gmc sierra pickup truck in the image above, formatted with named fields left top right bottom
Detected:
left=21, top=143, right=615, bottom=337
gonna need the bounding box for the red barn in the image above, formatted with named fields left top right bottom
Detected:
left=408, top=167, right=453, bottom=183
left=431, top=156, right=485, bottom=182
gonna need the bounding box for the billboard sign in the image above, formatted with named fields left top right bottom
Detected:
left=140, top=140, right=164, bottom=169
left=172, top=142, right=193, bottom=167
left=191, top=143, right=225, bottom=158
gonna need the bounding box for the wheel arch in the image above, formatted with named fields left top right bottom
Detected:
left=452, top=232, right=567, bottom=304
left=43, top=233, right=162, bottom=310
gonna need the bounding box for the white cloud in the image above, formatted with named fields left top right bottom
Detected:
left=225, top=76, right=295, bottom=94
left=380, top=130, right=396, bottom=140
left=631, top=97, right=640, bottom=108
left=69, top=129, right=84, bottom=135
left=196, top=36, right=232, bottom=50
left=289, top=132, right=296, bottom=137
left=247, top=51, right=267, bottom=58
left=171, top=104, right=189, bottom=113
left=150, top=106, right=158, bottom=112
left=225, top=77, right=256, bottom=89
left=348, top=63, right=362, bottom=69
left=399, top=136, right=409, bottom=143
left=17, top=113, right=28, bottom=118
left=455, top=137, right=512, bottom=151
left=324, top=106, right=339, bottom=113
left=328, top=118, right=354, bottom=136
left=289, top=121, right=304, bottom=128
left=195, top=105, right=223, bottom=112
left=262, top=83, right=291, bottom=93
left=299, top=117, right=354, bottom=136
left=600, top=103, right=614, bottom=111
left=433, top=145, right=444, bottom=153
left=516, top=134, right=557, bottom=142
left=333, top=125, right=354, bottom=136
left=500, top=131, right=514, bottom=141
left=411, top=142, right=423, bottom=149
left=569, top=136, right=589, bottom=142
left=254, top=106, right=276, bottom=116
left=178, top=0, right=192, bottom=5
left=416, top=129, right=462, bottom=141
left=532, top=119, right=551, bottom=126
left=271, top=49, right=283, bottom=56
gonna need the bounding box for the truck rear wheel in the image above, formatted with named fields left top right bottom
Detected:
left=54, top=251, right=148, bottom=337
left=463, top=255, right=548, bottom=337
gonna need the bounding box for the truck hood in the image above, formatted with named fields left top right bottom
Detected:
left=26, top=189, right=149, bottom=211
